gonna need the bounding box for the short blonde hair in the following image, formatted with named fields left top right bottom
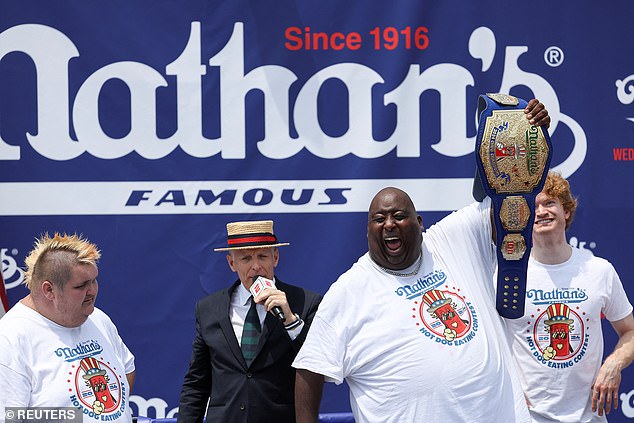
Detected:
left=24, top=233, right=101, bottom=291
left=542, top=171, right=578, bottom=230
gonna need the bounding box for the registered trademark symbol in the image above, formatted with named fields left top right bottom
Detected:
left=544, top=46, right=564, bottom=67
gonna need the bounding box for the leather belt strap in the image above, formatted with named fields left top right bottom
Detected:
left=474, top=93, right=552, bottom=319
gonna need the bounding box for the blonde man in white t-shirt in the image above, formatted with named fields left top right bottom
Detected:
left=0, top=233, right=135, bottom=422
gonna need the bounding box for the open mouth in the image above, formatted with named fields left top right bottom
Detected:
left=384, top=236, right=402, bottom=252
left=535, top=218, right=554, bottom=225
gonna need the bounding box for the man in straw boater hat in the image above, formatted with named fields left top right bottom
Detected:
left=178, top=220, right=322, bottom=423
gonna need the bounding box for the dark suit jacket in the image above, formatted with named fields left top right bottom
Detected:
left=177, top=278, right=322, bottom=423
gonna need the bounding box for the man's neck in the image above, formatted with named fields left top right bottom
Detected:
left=21, top=293, right=79, bottom=327
left=531, top=232, right=572, bottom=265
left=20, top=294, right=35, bottom=310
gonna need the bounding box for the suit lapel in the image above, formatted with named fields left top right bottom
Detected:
left=218, top=281, right=248, bottom=367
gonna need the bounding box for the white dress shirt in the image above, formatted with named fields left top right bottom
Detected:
left=230, top=282, right=303, bottom=346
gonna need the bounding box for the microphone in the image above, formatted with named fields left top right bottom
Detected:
left=250, top=275, right=285, bottom=322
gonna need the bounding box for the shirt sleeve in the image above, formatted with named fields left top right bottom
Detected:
left=97, top=308, right=136, bottom=374
left=285, top=320, right=304, bottom=340
left=428, top=198, right=495, bottom=271
left=292, top=313, right=345, bottom=384
left=0, top=349, right=32, bottom=412
left=292, top=282, right=347, bottom=384
left=602, top=262, right=633, bottom=322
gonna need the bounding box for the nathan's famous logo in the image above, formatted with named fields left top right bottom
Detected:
left=394, top=270, right=446, bottom=300
left=525, top=126, right=542, bottom=176
left=69, top=357, right=127, bottom=420
left=55, top=339, right=103, bottom=362
left=414, top=288, right=478, bottom=346
left=0, top=23, right=585, bottom=177
left=525, top=303, right=589, bottom=369
left=526, top=286, right=588, bottom=305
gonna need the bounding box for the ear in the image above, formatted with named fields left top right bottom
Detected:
left=273, top=248, right=280, bottom=268
left=41, top=280, right=56, bottom=300
left=226, top=253, right=236, bottom=272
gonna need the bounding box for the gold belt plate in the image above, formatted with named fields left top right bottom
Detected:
left=501, top=233, right=527, bottom=261
left=499, top=196, right=530, bottom=232
left=478, top=110, right=550, bottom=194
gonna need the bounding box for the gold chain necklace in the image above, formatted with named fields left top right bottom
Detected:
left=372, top=254, right=422, bottom=277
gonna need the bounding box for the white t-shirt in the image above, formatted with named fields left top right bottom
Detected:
left=0, top=302, right=135, bottom=422
left=293, top=199, right=530, bottom=423
left=504, top=247, right=633, bottom=423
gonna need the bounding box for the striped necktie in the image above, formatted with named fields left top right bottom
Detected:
left=241, top=297, right=261, bottom=365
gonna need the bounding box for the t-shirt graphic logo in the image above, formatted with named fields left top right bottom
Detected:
left=74, top=357, right=122, bottom=415
left=420, top=289, right=471, bottom=341
left=531, top=302, right=585, bottom=362
left=544, top=303, right=575, bottom=358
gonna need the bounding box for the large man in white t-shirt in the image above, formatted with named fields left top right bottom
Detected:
left=503, top=172, right=634, bottom=422
left=0, top=233, right=135, bottom=422
left=293, top=99, right=550, bottom=423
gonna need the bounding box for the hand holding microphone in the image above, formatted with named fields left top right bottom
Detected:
left=250, top=275, right=286, bottom=322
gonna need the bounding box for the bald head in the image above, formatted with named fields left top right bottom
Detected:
left=367, top=187, right=423, bottom=271
left=369, top=187, right=416, bottom=214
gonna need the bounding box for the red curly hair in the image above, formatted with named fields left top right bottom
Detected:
left=541, top=171, right=578, bottom=230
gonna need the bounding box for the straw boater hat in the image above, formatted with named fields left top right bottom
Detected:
left=213, top=220, right=290, bottom=252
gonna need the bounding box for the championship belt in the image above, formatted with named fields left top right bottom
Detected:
left=474, top=93, right=552, bottom=319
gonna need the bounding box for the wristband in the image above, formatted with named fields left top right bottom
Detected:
left=284, top=313, right=303, bottom=330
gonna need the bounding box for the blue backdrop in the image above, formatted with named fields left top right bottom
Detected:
left=2, top=1, right=634, bottom=419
